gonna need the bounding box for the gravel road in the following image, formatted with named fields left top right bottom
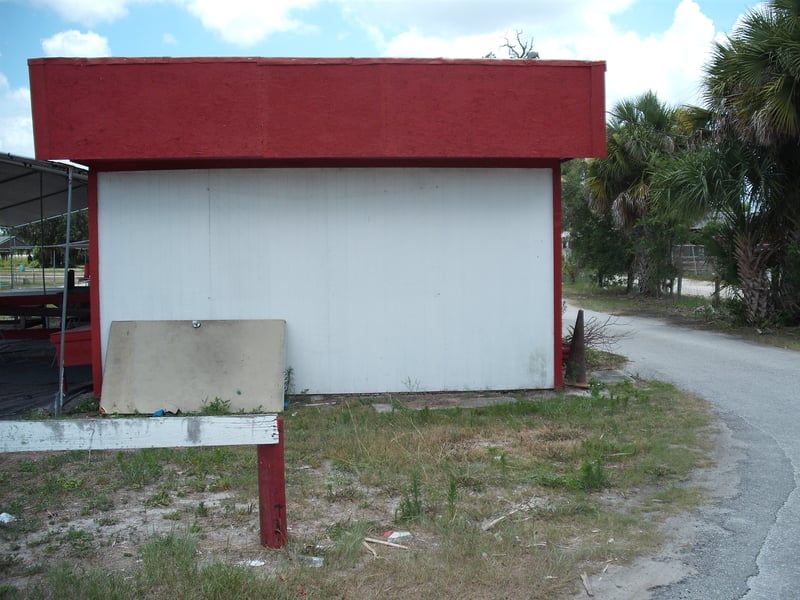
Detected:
left=565, top=304, right=799, bottom=599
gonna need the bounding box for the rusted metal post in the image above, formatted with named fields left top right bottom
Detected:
left=257, top=417, right=287, bottom=548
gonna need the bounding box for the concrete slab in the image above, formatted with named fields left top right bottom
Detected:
left=590, top=369, right=633, bottom=384
left=100, top=320, right=285, bottom=414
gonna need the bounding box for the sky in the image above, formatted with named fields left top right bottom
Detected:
left=1, top=0, right=757, bottom=159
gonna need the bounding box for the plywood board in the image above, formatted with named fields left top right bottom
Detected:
left=100, top=320, right=285, bottom=414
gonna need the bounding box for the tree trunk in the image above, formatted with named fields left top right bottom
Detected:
left=734, top=231, right=773, bottom=325
left=637, top=253, right=659, bottom=296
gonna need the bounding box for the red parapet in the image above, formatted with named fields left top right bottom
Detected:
left=257, top=418, right=287, bottom=548
left=29, top=57, right=606, bottom=165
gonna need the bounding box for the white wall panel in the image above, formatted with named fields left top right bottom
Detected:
left=98, top=168, right=554, bottom=393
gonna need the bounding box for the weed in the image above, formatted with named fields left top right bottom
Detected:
left=283, top=366, right=295, bottom=395
left=116, top=449, right=163, bottom=488
left=63, top=528, right=95, bottom=556
left=325, top=520, right=375, bottom=567
left=144, top=490, right=171, bottom=507
left=16, top=459, right=38, bottom=473
left=210, top=476, right=232, bottom=491
left=57, top=476, right=83, bottom=491
left=446, top=477, right=459, bottom=518
left=200, top=397, right=231, bottom=415
left=395, top=468, right=424, bottom=523
left=402, top=376, right=421, bottom=393
left=81, top=493, right=113, bottom=515
left=576, top=459, right=610, bottom=491
left=69, top=395, right=100, bottom=414
left=325, top=472, right=362, bottom=503
left=194, top=501, right=209, bottom=518
left=0, top=553, right=20, bottom=574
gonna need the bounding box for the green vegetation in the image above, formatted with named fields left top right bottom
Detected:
left=0, top=381, right=714, bottom=599
left=5, top=211, right=89, bottom=269
left=564, top=0, right=800, bottom=327
left=564, top=278, right=800, bottom=351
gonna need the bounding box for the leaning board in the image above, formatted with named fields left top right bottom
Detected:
left=100, top=320, right=285, bottom=414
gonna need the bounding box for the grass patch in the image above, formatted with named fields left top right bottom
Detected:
left=0, top=380, right=714, bottom=599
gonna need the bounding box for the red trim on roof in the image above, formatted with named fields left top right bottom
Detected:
left=29, top=57, right=606, bottom=165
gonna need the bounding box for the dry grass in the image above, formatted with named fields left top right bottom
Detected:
left=0, top=380, right=714, bottom=599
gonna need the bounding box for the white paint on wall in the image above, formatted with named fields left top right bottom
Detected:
left=98, top=168, right=554, bottom=393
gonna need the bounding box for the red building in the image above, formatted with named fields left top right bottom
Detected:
left=30, top=57, right=605, bottom=404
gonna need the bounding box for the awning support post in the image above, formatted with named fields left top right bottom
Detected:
left=55, top=166, right=73, bottom=416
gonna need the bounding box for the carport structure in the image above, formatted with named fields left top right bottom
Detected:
left=0, top=154, right=90, bottom=413
left=28, top=56, right=606, bottom=401
left=0, top=153, right=87, bottom=227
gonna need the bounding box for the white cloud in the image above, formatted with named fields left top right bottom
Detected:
left=181, top=0, right=319, bottom=46
left=586, top=0, right=717, bottom=108
left=32, top=0, right=131, bottom=26
left=385, top=29, right=505, bottom=58
left=163, top=33, right=179, bottom=45
left=41, top=30, right=111, bottom=57
left=0, top=74, right=34, bottom=157
left=349, top=0, right=727, bottom=108
left=342, top=0, right=634, bottom=39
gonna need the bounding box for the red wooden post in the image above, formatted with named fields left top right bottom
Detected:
left=257, top=417, right=287, bottom=548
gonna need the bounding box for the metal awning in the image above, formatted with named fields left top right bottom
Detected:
left=0, top=153, right=88, bottom=228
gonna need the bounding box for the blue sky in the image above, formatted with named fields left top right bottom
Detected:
left=1, top=0, right=755, bottom=158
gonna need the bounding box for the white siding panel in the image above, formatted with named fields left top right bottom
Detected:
left=98, top=168, right=554, bottom=393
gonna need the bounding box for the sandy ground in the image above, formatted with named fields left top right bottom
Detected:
left=571, top=419, right=739, bottom=599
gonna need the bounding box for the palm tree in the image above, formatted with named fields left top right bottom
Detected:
left=587, top=91, right=682, bottom=295
left=702, top=0, right=800, bottom=322
left=705, top=0, right=800, bottom=148
left=654, top=139, right=778, bottom=323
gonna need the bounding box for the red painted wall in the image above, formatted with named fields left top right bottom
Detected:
left=29, top=57, right=605, bottom=165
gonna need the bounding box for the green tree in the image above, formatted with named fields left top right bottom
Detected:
left=587, top=91, right=685, bottom=295
left=562, top=159, right=632, bottom=287
left=706, top=0, right=800, bottom=322
left=656, top=0, right=800, bottom=323
left=12, top=210, right=89, bottom=268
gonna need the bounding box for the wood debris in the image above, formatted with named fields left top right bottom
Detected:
left=363, top=537, right=409, bottom=549
left=580, top=572, right=594, bottom=596
left=362, top=540, right=378, bottom=558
